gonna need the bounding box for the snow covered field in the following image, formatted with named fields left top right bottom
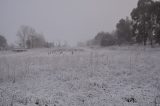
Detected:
left=0, top=46, right=160, bottom=106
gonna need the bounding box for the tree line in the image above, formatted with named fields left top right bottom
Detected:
left=89, top=0, right=160, bottom=47
left=1, top=0, right=160, bottom=49
left=0, top=25, right=55, bottom=50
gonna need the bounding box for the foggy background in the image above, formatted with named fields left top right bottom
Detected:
left=0, top=0, right=138, bottom=46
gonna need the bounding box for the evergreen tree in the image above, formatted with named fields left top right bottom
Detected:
left=131, top=0, right=153, bottom=45
left=0, top=35, right=7, bottom=49
left=116, top=17, right=133, bottom=45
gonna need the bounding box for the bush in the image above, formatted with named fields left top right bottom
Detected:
left=100, top=33, right=116, bottom=46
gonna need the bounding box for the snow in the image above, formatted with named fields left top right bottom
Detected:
left=0, top=46, right=160, bottom=106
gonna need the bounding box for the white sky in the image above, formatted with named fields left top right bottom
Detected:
left=0, top=0, right=138, bottom=46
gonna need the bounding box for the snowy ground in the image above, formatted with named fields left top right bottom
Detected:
left=0, top=46, right=160, bottom=106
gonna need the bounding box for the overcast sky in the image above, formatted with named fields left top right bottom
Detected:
left=0, top=0, right=138, bottom=46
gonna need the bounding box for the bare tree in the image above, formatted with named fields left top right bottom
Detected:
left=17, top=25, right=36, bottom=48
left=17, top=25, right=46, bottom=48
